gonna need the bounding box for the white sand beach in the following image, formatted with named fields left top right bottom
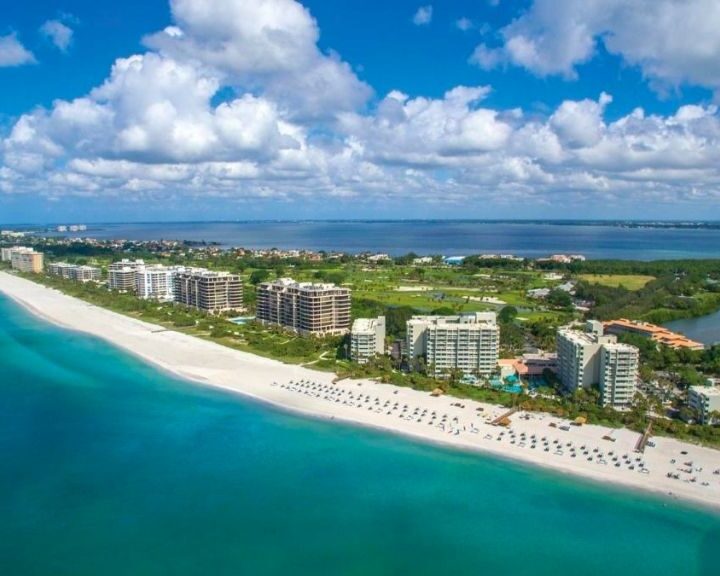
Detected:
left=1, top=271, right=719, bottom=509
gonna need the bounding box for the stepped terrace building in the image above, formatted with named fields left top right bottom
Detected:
left=603, top=318, right=704, bottom=351
left=350, top=316, right=386, bottom=363
left=108, top=259, right=145, bottom=291
left=174, top=269, right=243, bottom=314
left=557, top=321, right=639, bottom=408
left=48, top=262, right=101, bottom=282
left=256, top=278, right=351, bottom=336
left=8, top=248, right=44, bottom=273
left=406, top=312, right=499, bottom=378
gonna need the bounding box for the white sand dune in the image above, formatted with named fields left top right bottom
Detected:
left=1, top=272, right=719, bottom=510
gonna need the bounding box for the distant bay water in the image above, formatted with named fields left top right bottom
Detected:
left=39, top=220, right=720, bottom=259
left=1, top=294, right=719, bottom=575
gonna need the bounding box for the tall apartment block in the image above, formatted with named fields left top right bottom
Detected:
left=7, top=247, right=44, bottom=273
left=599, top=342, right=640, bottom=407
left=406, top=312, right=499, bottom=378
left=556, top=320, right=639, bottom=408
left=174, top=269, right=243, bottom=313
left=350, top=316, right=386, bottom=363
left=135, top=265, right=184, bottom=301
left=48, top=262, right=101, bottom=282
left=256, top=278, right=351, bottom=336
left=108, top=259, right=145, bottom=291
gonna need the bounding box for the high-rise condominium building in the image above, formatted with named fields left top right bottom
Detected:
left=135, top=265, right=184, bottom=301
left=350, top=316, right=386, bottom=363
left=406, top=312, right=499, bottom=378
left=599, top=342, right=640, bottom=407
left=108, top=259, right=145, bottom=291
left=8, top=247, right=44, bottom=273
left=174, top=269, right=243, bottom=313
left=556, top=321, right=639, bottom=408
left=256, top=278, right=351, bottom=336
left=48, top=262, right=101, bottom=282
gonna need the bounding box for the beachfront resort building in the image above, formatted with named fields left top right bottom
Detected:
left=557, top=321, right=640, bottom=408
left=688, top=385, right=720, bottom=424
left=350, top=316, right=386, bottom=363
left=599, top=342, right=641, bottom=407
left=135, top=265, right=185, bottom=301
left=1, top=246, right=27, bottom=261
left=108, top=259, right=145, bottom=291
left=256, top=278, right=352, bottom=336
left=603, top=318, right=704, bottom=351
left=7, top=247, right=44, bottom=273
left=406, top=312, right=499, bottom=378
left=174, top=269, right=243, bottom=314
left=48, top=262, right=101, bottom=282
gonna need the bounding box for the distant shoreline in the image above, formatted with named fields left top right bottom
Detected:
left=1, top=271, right=719, bottom=512
left=6, top=220, right=720, bottom=260
left=4, top=219, right=720, bottom=231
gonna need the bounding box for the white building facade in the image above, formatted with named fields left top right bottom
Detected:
left=557, top=321, right=639, bottom=408
left=135, top=265, right=184, bottom=301
left=406, top=312, right=499, bottom=378
left=688, top=386, right=720, bottom=424
left=599, top=342, right=640, bottom=407
left=108, top=259, right=145, bottom=291
left=48, top=262, right=101, bottom=282
left=350, top=316, right=386, bottom=363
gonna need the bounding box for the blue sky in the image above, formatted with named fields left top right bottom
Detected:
left=1, top=0, right=720, bottom=223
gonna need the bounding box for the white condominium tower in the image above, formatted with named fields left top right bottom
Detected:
left=108, top=259, right=145, bottom=291
left=256, top=278, right=351, bottom=336
left=556, top=320, right=639, bottom=408
left=600, top=342, right=640, bottom=407
left=174, top=269, right=243, bottom=313
left=135, top=265, right=184, bottom=301
left=350, top=316, right=386, bottom=363
left=406, top=312, right=499, bottom=378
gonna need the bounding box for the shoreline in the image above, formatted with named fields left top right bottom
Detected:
left=1, top=271, right=719, bottom=512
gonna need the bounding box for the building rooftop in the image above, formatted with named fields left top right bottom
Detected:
left=409, top=312, right=497, bottom=326
left=690, top=385, right=720, bottom=398
left=263, top=278, right=347, bottom=291
left=351, top=317, right=383, bottom=334
left=557, top=326, right=616, bottom=346
left=604, top=318, right=704, bottom=350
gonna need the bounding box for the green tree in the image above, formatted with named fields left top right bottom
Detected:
left=499, top=305, right=518, bottom=323
left=249, top=269, right=270, bottom=285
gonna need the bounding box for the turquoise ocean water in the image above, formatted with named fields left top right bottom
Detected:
left=1, top=294, right=719, bottom=576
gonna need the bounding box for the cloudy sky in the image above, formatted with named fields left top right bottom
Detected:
left=2, top=0, right=720, bottom=223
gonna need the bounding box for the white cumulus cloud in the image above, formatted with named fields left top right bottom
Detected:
left=1, top=0, right=720, bottom=215
left=470, top=0, right=720, bottom=94
left=40, top=20, right=74, bottom=52
left=412, top=6, right=433, bottom=26
left=0, top=33, right=35, bottom=67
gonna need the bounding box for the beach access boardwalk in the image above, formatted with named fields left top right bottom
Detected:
left=635, top=423, right=653, bottom=454
left=491, top=407, right=519, bottom=426
left=1, top=271, right=719, bottom=510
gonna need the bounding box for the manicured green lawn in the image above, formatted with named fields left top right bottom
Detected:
left=578, top=274, right=655, bottom=290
